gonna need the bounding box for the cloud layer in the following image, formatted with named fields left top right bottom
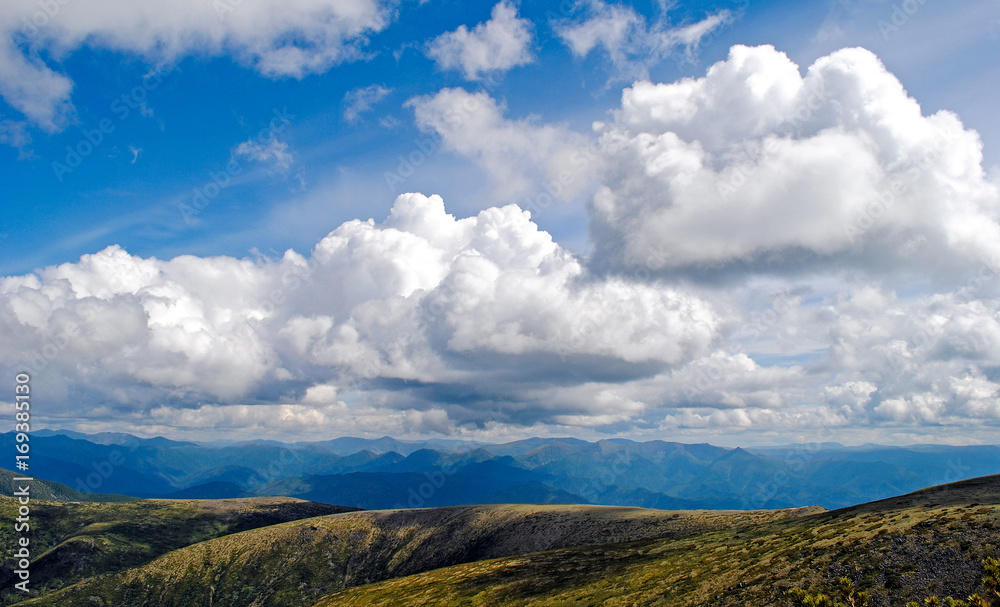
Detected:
left=1, top=194, right=721, bottom=438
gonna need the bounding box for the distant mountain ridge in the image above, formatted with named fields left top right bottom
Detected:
left=7, top=430, right=1000, bottom=510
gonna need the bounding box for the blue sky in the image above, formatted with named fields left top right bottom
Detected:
left=1, top=0, right=999, bottom=444
left=4, top=0, right=996, bottom=274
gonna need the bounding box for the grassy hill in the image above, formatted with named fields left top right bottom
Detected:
left=0, top=496, right=357, bottom=604
left=316, top=475, right=1000, bottom=606
left=12, top=504, right=814, bottom=607
left=5, top=474, right=1000, bottom=606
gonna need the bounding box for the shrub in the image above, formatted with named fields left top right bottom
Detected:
left=789, top=558, right=1000, bottom=607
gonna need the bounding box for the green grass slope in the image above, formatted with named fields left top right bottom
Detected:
left=0, top=496, right=356, bottom=605
left=317, top=475, right=1000, bottom=606
left=15, top=504, right=816, bottom=607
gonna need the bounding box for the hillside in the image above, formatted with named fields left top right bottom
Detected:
left=5, top=474, right=1000, bottom=606
left=0, top=468, right=130, bottom=502
left=316, top=474, right=1000, bottom=606
left=0, top=496, right=357, bottom=604
left=13, top=504, right=816, bottom=607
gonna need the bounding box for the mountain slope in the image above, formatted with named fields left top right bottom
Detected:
left=316, top=474, right=1000, bottom=606
left=15, top=504, right=816, bottom=607
left=0, top=497, right=357, bottom=603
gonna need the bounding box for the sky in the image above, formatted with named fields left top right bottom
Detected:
left=1, top=0, right=999, bottom=446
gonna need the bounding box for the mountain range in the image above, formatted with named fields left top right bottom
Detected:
left=7, top=430, right=1000, bottom=510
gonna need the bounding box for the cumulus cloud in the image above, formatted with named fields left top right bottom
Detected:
left=507, top=278, right=1000, bottom=441
left=552, top=0, right=732, bottom=82
left=408, top=88, right=597, bottom=200
left=0, top=193, right=722, bottom=436
left=426, top=1, right=534, bottom=80
left=588, top=44, right=1000, bottom=281
left=342, top=84, right=393, bottom=122
left=0, top=0, right=392, bottom=129
left=675, top=282, right=1000, bottom=434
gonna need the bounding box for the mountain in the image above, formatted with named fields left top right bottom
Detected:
left=7, top=430, right=1000, bottom=511
left=254, top=458, right=583, bottom=509
left=32, top=429, right=196, bottom=448
left=0, top=495, right=358, bottom=603
left=317, top=474, right=1000, bottom=606
left=8, top=474, right=1000, bottom=606
left=480, top=436, right=593, bottom=457
left=163, top=481, right=251, bottom=499
left=11, top=502, right=815, bottom=606
left=303, top=435, right=483, bottom=456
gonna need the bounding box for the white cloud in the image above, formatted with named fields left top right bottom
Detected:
left=0, top=193, right=722, bottom=436
left=426, top=1, right=534, bottom=80
left=0, top=44, right=75, bottom=131
left=408, top=88, right=596, bottom=200
left=515, top=278, right=1000, bottom=436
left=0, top=0, right=392, bottom=129
left=707, top=283, right=1000, bottom=430
left=233, top=137, right=293, bottom=170
left=552, top=0, right=731, bottom=82
left=589, top=45, right=1000, bottom=280
left=343, top=84, right=393, bottom=122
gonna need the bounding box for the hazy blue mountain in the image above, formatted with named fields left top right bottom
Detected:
left=164, top=481, right=251, bottom=499
left=297, top=435, right=483, bottom=455
left=481, top=437, right=593, bottom=457
left=11, top=430, right=1000, bottom=510
left=33, top=429, right=195, bottom=448
left=255, top=457, right=577, bottom=509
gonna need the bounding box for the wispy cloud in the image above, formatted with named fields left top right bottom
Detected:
left=0, top=117, right=33, bottom=158
left=552, top=0, right=732, bottom=81
left=233, top=137, right=293, bottom=171
left=343, top=84, right=393, bottom=122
